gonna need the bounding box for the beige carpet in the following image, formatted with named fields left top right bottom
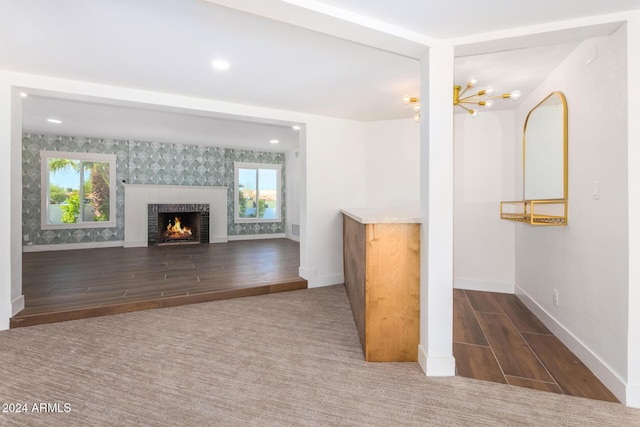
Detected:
left=1, top=285, right=638, bottom=426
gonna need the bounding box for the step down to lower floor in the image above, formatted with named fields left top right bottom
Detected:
left=11, top=279, right=307, bottom=329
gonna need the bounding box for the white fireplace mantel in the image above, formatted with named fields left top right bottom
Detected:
left=124, top=184, right=227, bottom=247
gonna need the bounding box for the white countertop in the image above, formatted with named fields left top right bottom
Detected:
left=341, top=208, right=421, bottom=224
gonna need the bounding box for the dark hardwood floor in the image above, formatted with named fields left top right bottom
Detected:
left=453, top=288, right=619, bottom=402
left=12, top=239, right=306, bottom=328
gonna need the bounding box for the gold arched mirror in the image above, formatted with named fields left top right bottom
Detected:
left=524, top=92, right=568, bottom=200
left=500, top=92, right=568, bottom=225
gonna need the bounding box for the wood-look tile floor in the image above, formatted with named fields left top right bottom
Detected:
left=13, top=239, right=305, bottom=328
left=453, top=288, right=619, bottom=402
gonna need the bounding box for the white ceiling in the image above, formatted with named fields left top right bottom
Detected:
left=2, top=0, right=638, bottom=148
left=454, top=42, right=581, bottom=114
left=307, top=0, right=640, bottom=39
left=21, top=96, right=302, bottom=152
left=1, top=0, right=420, bottom=121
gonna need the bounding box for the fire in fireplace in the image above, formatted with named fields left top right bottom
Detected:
left=147, top=204, right=210, bottom=246
left=165, top=217, right=192, bottom=240
left=158, top=212, right=201, bottom=245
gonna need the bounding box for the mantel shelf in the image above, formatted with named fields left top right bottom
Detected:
left=500, top=199, right=567, bottom=226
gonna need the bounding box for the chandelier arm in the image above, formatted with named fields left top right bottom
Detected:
left=458, top=92, right=484, bottom=103
left=456, top=103, right=478, bottom=117
left=458, top=98, right=482, bottom=105
left=481, top=94, right=513, bottom=100
left=459, top=93, right=513, bottom=103
left=458, top=86, right=471, bottom=99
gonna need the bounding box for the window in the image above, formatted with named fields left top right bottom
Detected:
left=41, top=151, right=116, bottom=229
left=234, top=162, right=281, bottom=222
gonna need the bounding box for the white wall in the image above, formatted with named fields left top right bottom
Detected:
left=285, top=148, right=301, bottom=241
left=362, top=118, right=420, bottom=209
left=454, top=110, right=516, bottom=293
left=299, top=117, right=366, bottom=287
left=626, top=11, right=640, bottom=409
left=514, top=27, right=629, bottom=399
left=0, top=81, right=25, bottom=329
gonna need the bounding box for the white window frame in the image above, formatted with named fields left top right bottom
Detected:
left=40, top=150, right=117, bottom=229
left=234, top=162, right=282, bottom=223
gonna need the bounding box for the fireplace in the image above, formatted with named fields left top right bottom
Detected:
left=147, top=204, right=210, bottom=246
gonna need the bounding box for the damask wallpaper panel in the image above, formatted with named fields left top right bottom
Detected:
left=128, top=141, right=225, bottom=186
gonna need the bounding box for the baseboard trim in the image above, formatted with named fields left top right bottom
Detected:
left=125, top=236, right=280, bottom=246
left=454, top=278, right=515, bottom=294
left=0, top=295, right=22, bottom=330
left=285, top=233, right=300, bottom=242
left=298, top=267, right=343, bottom=288
left=27, top=237, right=231, bottom=250
left=627, top=383, right=640, bottom=408
left=516, top=284, right=627, bottom=404
left=23, top=240, right=125, bottom=252
left=12, top=295, right=24, bottom=316
left=312, top=273, right=344, bottom=288
left=418, top=345, right=456, bottom=377
left=0, top=301, right=11, bottom=330
left=227, top=233, right=286, bottom=241
left=299, top=266, right=315, bottom=280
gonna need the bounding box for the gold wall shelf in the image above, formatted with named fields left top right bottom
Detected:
left=500, top=199, right=567, bottom=226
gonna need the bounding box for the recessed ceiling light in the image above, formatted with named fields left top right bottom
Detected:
left=211, top=59, right=230, bottom=71
left=269, top=139, right=279, bottom=144
left=47, top=118, right=62, bottom=124
left=20, top=92, right=28, bottom=98
left=292, top=125, right=301, bottom=131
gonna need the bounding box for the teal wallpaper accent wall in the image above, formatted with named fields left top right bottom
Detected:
left=22, top=134, right=286, bottom=246
left=128, top=141, right=225, bottom=186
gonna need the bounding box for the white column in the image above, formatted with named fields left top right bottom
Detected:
left=626, top=13, right=640, bottom=409
left=418, top=45, right=456, bottom=376
left=0, top=75, right=24, bottom=330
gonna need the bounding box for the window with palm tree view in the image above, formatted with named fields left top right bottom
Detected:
left=234, top=162, right=281, bottom=222
left=41, top=151, right=116, bottom=228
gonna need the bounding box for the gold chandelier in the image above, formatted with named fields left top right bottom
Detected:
left=402, top=95, right=421, bottom=122
left=454, top=77, right=521, bottom=118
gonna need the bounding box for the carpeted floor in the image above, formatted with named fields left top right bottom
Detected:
left=1, top=285, right=639, bottom=426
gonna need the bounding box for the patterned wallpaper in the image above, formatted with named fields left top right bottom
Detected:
left=128, top=141, right=225, bottom=186
left=22, top=133, right=286, bottom=246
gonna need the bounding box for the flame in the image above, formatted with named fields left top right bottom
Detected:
left=166, top=217, right=192, bottom=239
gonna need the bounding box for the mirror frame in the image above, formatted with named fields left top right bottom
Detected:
left=522, top=91, right=568, bottom=201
